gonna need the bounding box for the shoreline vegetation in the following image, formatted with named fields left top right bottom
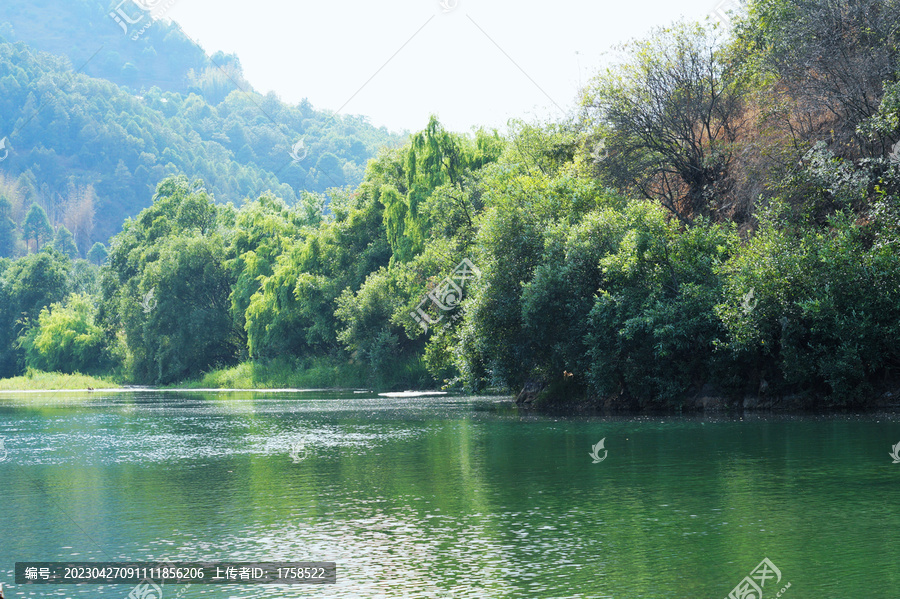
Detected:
left=0, top=369, right=123, bottom=392
left=4, top=2, right=900, bottom=413
left=3, top=362, right=900, bottom=416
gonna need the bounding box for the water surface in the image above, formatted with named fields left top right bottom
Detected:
left=1, top=390, right=898, bottom=597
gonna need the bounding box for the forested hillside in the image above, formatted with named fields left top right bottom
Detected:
left=0, top=0, right=209, bottom=94
left=3, top=0, right=900, bottom=410
left=0, top=1, right=404, bottom=246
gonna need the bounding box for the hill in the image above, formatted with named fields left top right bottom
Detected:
left=0, top=0, right=405, bottom=248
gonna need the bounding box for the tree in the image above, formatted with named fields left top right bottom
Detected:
left=734, top=0, right=900, bottom=157
left=225, top=193, right=306, bottom=349
left=18, top=293, right=113, bottom=375
left=133, top=234, right=237, bottom=384
left=22, top=203, right=53, bottom=252
left=61, top=184, right=96, bottom=254
left=53, top=225, right=79, bottom=258
left=716, top=202, right=900, bottom=402
left=581, top=22, right=745, bottom=222
left=100, top=177, right=241, bottom=383
left=0, top=195, right=17, bottom=257
left=87, top=242, right=108, bottom=265
left=0, top=251, right=71, bottom=376
left=244, top=190, right=391, bottom=360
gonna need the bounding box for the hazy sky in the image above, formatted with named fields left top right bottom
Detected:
left=164, top=0, right=736, bottom=134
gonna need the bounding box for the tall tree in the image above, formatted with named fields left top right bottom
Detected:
left=22, top=203, right=53, bottom=252
left=0, top=195, right=17, bottom=258
left=62, top=184, right=95, bottom=255
left=581, top=22, right=745, bottom=222
left=99, top=176, right=241, bottom=384
left=0, top=251, right=71, bottom=377
left=53, top=225, right=79, bottom=258
left=87, top=242, right=108, bottom=265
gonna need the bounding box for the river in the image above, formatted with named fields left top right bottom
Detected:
left=1, top=390, right=898, bottom=597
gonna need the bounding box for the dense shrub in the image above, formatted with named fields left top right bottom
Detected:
left=19, top=294, right=114, bottom=375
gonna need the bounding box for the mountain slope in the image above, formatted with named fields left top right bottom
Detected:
left=0, top=18, right=405, bottom=247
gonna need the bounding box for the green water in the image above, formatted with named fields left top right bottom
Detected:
left=1, top=390, right=898, bottom=598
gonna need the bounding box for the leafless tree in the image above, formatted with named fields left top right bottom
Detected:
left=581, top=23, right=746, bottom=222
left=739, top=0, right=900, bottom=157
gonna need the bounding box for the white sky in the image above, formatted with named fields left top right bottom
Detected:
left=164, top=0, right=735, bottom=134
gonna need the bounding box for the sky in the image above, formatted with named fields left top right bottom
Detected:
left=164, top=0, right=738, bottom=134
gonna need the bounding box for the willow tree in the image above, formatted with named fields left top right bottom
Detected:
left=382, top=116, right=502, bottom=262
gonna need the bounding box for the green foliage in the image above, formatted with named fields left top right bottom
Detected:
left=0, top=195, right=17, bottom=257
left=225, top=193, right=307, bottom=347
left=243, top=182, right=392, bottom=360
left=22, top=203, right=52, bottom=251
left=454, top=160, right=611, bottom=391
left=53, top=225, right=79, bottom=258
left=100, top=176, right=240, bottom=384
left=18, top=293, right=113, bottom=375
left=173, top=355, right=432, bottom=391
left=87, top=242, right=108, bottom=265
left=380, top=116, right=502, bottom=262
left=335, top=267, right=402, bottom=362
left=716, top=202, right=900, bottom=402
left=0, top=370, right=121, bottom=391
left=69, top=259, right=100, bottom=297
left=456, top=197, right=555, bottom=391
left=586, top=205, right=736, bottom=406
left=0, top=249, right=72, bottom=376
left=520, top=206, right=630, bottom=382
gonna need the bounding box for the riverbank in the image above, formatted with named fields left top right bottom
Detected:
left=175, top=357, right=436, bottom=390
left=0, top=356, right=437, bottom=393
left=515, top=378, right=900, bottom=413
left=0, top=370, right=123, bottom=391
left=169, top=360, right=370, bottom=390
left=7, top=364, right=899, bottom=413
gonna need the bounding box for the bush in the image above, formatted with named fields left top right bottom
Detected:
left=585, top=202, right=736, bottom=406
left=716, top=202, right=900, bottom=403
left=18, top=293, right=115, bottom=375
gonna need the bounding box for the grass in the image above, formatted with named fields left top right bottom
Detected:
left=0, top=356, right=439, bottom=392
left=173, top=358, right=372, bottom=390
left=0, top=369, right=124, bottom=391
left=175, top=356, right=437, bottom=391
